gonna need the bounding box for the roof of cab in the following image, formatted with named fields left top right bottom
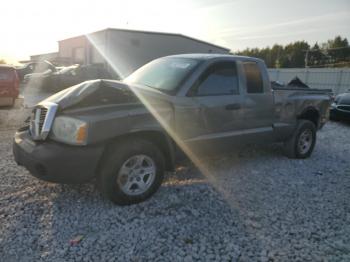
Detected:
left=165, top=53, right=264, bottom=63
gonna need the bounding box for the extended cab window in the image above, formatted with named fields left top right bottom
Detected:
left=195, top=62, right=239, bottom=96
left=243, top=62, right=263, bottom=93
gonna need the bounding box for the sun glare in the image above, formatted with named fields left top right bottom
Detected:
left=85, top=34, right=235, bottom=203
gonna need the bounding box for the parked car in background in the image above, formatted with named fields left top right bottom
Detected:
left=0, top=65, right=19, bottom=107
left=24, top=64, right=113, bottom=92
left=330, top=90, right=350, bottom=121
left=16, top=61, right=56, bottom=81
left=13, top=54, right=332, bottom=205
left=23, top=68, right=55, bottom=84
left=23, top=65, right=78, bottom=86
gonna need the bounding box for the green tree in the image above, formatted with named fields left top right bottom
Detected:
left=234, top=36, right=349, bottom=68
left=326, top=36, right=349, bottom=62
left=309, top=43, right=323, bottom=66
left=283, top=41, right=310, bottom=68
left=327, top=35, right=348, bottom=49
left=270, top=44, right=284, bottom=68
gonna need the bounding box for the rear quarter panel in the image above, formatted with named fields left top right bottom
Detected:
left=273, top=89, right=331, bottom=140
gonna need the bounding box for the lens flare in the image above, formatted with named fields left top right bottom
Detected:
left=85, top=33, right=234, bottom=203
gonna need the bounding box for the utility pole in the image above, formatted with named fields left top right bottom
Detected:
left=305, top=50, right=309, bottom=68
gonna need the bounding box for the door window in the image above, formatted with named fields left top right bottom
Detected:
left=194, top=62, right=239, bottom=96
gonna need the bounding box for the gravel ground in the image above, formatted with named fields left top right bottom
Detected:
left=0, top=111, right=350, bottom=261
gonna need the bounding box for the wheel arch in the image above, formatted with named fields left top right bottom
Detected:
left=297, top=107, right=320, bottom=128
left=99, top=130, right=176, bottom=173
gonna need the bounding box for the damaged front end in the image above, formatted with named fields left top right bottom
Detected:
left=25, top=79, right=138, bottom=143
left=29, top=102, right=58, bottom=140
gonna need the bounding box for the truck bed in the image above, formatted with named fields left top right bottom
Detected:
left=272, top=86, right=332, bottom=132
left=273, top=86, right=333, bottom=94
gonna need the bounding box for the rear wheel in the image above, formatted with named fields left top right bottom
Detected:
left=284, top=120, right=316, bottom=159
left=97, top=138, right=165, bottom=205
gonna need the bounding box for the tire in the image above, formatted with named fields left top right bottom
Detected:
left=97, top=138, right=165, bottom=205
left=284, top=120, right=316, bottom=159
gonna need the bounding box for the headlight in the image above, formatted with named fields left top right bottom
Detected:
left=331, top=95, right=339, bottom=108
left=50, top=116, right=88, bottom=145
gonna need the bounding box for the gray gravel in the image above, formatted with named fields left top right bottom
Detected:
left=0, top=110, right=350, bottom=261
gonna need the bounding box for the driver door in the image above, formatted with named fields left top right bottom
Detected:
left=175, top=61, right=245, bottom=154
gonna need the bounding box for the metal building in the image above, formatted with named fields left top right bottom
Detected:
left=58, top=28, right=230, bottom=78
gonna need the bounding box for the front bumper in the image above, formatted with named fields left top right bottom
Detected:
left=13, top=131, right=104, bottom=184
left=330, top=108, right=350, bottom=120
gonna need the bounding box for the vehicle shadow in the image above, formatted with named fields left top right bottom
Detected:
left=1, top=141, right=319, bottom=261
left=34, top=143, right=288, bottom=260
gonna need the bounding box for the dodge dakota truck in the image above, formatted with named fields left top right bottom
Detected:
left=13, top=54, right=332, bottom=205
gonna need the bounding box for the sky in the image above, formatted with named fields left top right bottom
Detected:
left=1, top=0, right=349, bottom=64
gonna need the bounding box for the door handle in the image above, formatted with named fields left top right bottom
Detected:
left=225, top=103, right=241, bottom=110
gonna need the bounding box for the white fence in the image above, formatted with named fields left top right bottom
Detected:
left=268, top=68, right=350, bottom=95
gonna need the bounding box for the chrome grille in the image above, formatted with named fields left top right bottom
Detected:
left=38, top=108, right=48, bottom=133
left=337, top=105, right=350, bottom=112
left=29, top=102, right=58, bottom=140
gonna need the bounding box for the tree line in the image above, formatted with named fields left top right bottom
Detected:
left=235, top=36, right=350, bottom=68
left=1, top=35, right=349, bottom=68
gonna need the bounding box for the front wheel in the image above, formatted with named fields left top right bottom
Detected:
left=97, top=138, right=165, bottom=205
left=284, top=120, right=316, bottom=159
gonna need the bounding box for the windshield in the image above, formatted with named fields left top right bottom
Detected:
left=124, top=57, right=200, bottom=94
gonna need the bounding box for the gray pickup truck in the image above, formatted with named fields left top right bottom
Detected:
left=13, top=54, right=331, bottom=205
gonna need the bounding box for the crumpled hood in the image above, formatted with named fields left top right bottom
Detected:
left=40, top=79, right=136, bottom=110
